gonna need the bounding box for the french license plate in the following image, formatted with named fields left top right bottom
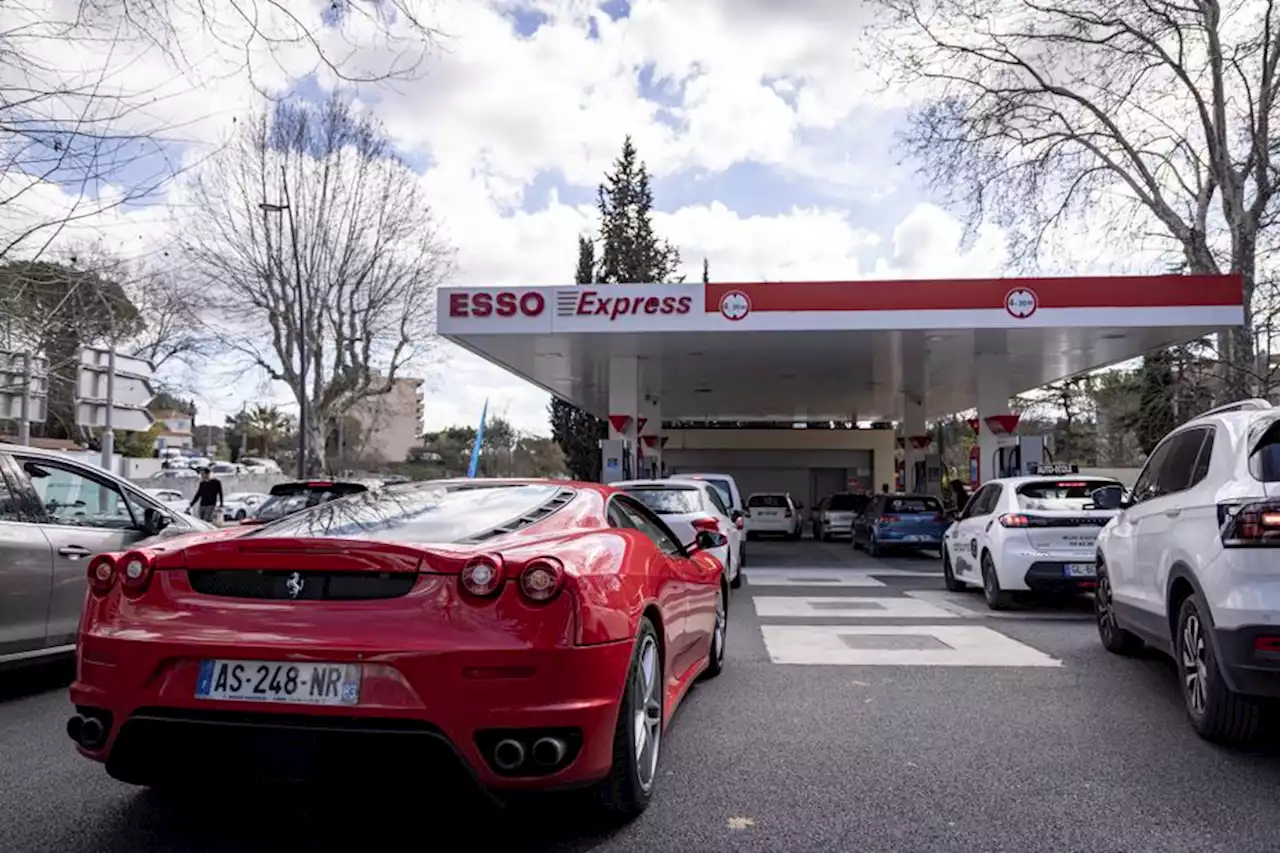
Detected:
left=1064, top=563, right=1096, bottom=578
left=196, top=659, right=361, bottom=706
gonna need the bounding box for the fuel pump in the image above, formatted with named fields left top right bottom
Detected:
left=599, top=438, right=634, bottom=484
left=991, top=435, right=1053, bottom=478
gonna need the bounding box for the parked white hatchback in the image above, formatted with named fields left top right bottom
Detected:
left=615, top=478, right=745, bottom=587
left=745, top=492, right=804, bottom=540
left=1094, top=399, right=1280, bottom=744
left=942, top=473, right=1123, bottom=609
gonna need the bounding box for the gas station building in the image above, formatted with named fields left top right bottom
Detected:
left=439, top=275, right=1243, bottom=503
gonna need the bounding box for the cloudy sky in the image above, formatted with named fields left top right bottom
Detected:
left=10, top=0, right=1027, bottom=435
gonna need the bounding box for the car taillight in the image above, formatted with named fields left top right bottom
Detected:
left=932, top=513, right=945, bottom=522
left=460, top=555, right=504, bottom=597
left=519, top=558, right=564, bottom=603
left=1219, top=501, right=1280, bottom=547
left=1255, top=636, right=1280, bottom=653
left=691, top=517, right=721, bottom=533
left=86, top=554, right=118, bottom=596
left=878, top=515, right=899, bottom=525
left=118, top=550, right=154, bottom=596
left=784, top=509, right=793, bottom=518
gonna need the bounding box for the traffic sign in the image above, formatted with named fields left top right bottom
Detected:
left=76, top=346, right=155, bottom=430
left=0, top=350, right=47, bottom=423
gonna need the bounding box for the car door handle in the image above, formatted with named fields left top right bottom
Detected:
left=1164, top=510, right=1181, bottom=518
left=57, top=545, right=93, bottom=558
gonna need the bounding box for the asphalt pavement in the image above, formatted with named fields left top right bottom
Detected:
left=3, top=537, right=1279, bottom=852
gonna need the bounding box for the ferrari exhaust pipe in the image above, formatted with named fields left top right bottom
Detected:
left=66, top=715, right=84, bottom=744
left=531, top=737, right=567, bottom=768
left=492, top=738, right=526, bottom=772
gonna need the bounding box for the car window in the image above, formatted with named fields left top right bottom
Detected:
left=1248, top=416, right=1280, bottom=481
left=247, top=482, right=568, bottom=542
left=15, top=457, right=142, bottom=530
left=613, top=496, right=686, bottom=556
left=747, top=494, right=788, bottom=508
left=1015, top=479, right=1120, bottom=510
left=828, top=494, right=869, bottom=513
left=0, top=456, right=25, bottom=521
left=885, top=496, right=942, bottom=514
left=1129, top=439, right=1172, bottom=504
left=1154, top=428, right=1211, bottom=496
left=959, top=486, right=988, bottom=519
left=703, top=486, right=730, bottom=517
left=622, top=487, right=702, bottom=515
left=1189, top=429, right=1215, bottom=488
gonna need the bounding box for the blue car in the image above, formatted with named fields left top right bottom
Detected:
left=852, top=493, right=949, bottom=557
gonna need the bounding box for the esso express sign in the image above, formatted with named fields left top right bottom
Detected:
left=449, top=290, right=545, bottom=318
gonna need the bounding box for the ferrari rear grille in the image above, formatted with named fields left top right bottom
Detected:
left=187, top=570, right=416, bottom=600
left=465, top=488, right=577, bottom=543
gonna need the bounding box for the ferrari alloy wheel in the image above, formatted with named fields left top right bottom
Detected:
left=597, top=618, right=663, bottom=819
left=1095, top=564, right=1141, bottom=655
left=1176, top=595, right=1263, bottom=744
left=703, top=588, right=727, bottom=679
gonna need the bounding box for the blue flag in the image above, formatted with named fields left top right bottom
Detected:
left=467, top=399, right=488, bottom=478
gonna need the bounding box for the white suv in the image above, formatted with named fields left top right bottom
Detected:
left=1094, top=399, right=1280, bottom=744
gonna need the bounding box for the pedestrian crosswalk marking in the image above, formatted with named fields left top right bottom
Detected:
left=752, top=596, right=963, bottom=620
left=905, top=590, right=1094, bottom=621
left=759, top=625, right=1062, bottom=667
left=745, top=569, right=887, bottom=588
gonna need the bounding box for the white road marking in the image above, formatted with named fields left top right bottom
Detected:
left=745, top=569, right=887, bottom=588
left=905, top=589, right=1094, bottom=621
left=752, top=596, right=963, bottom=620
left=760, top=625, right=1062, bottom=667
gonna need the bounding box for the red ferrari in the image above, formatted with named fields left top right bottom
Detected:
left=68, top=479, right=729, bottom=818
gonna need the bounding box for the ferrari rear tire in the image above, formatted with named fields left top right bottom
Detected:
left=596, top=617, right=662, bottom=820
left=702, top=588, right=727, bottom=680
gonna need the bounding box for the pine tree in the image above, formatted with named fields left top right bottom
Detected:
left=549, top=236, right=606, bottom=479
left=596, top=136, right=680, bottom=285
left=548, top=138, right=681, bottom=479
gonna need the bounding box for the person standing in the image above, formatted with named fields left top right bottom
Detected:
left=189, top=467, right=224, bottom=523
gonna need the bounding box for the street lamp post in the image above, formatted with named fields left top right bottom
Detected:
left=259, top=189, right=308, bottom=479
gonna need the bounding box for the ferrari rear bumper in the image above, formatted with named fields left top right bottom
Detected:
left=71, top=637, right=634, bottom=792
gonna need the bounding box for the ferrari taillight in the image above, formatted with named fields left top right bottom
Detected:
left=519, top=558, right=564, bottom=603
left=460, top=555, right=505, bottom=597
left=86, top=554, right=118, bottom=596
left=118, top=550, right=154, bottom=596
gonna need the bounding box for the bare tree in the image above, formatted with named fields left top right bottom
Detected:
left=182, top=95, right=453, bottom=475
left=867, top=0, right=1280, bottom=397
left=1, top=1, right=443, bottom=263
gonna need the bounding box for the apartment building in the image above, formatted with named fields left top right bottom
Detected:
left=346, top=376, right=426, bottom=463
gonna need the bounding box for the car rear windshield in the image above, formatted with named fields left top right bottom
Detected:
left=252, top=483, right=368, bottom=520
left=247, top=482, right=568, bottom=543
left=884, top=496, right=942, bottom=514
left=1015, top=479, right=1117, bottom=510
left=828, top=494, right=869, bottom=512
left=623, top=487, right=703, bottom=515
left=748, top=494, right=788, bottom=508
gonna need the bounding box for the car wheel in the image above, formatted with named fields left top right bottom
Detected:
left=981, top=552, right=1013, bottom=611
left=702, top=588, right=727, bottom=680
left=596, top=617, right=662, bottom=820
left=942, top=546, right=966, bottom=592
left=1176, top=594, right=1263, bottom=744
left=1095, top=563, right=1142, bottom=655
left=236, top=510, right=247, bottom=520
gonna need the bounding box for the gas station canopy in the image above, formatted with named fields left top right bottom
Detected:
left=438, top=275, right=1243, bottom=423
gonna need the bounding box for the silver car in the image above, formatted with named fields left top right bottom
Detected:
left=0, top=446, right=213, bottom=668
